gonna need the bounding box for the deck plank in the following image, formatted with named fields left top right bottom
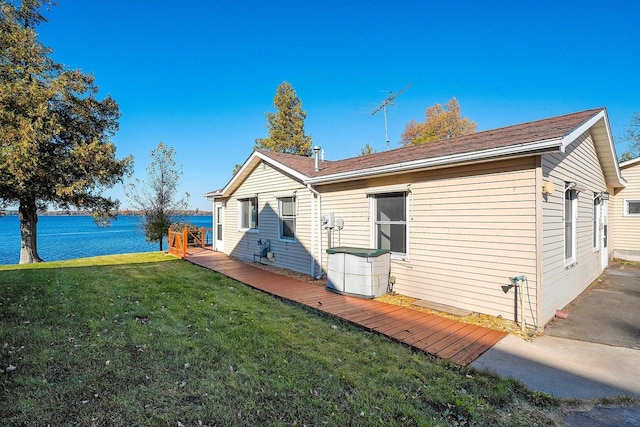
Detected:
left=184, top=249, right=507, bottom=365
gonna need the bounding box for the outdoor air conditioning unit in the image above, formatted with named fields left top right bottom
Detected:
left=326, top=247, right=390, bottom=299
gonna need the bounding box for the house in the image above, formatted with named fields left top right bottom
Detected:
left=611, top=157, right=640, bottom=261
left=205, top=108, right=625, bottom=330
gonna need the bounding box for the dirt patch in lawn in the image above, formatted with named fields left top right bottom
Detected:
left=376, top=293, right=539, bottom=340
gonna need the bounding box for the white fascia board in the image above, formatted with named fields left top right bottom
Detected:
left=254, top=151, right=309, bottom=182
left=216, top=151, right=259, bottom=198
left=569, top=110, right=625, bottom=187
left=219, top=151, right=309, bottom=198
left=620, top=157, right=640, bottom=169
left=304, top=138, right=563, bottom=185
left=599, top=111, right=626, bottom=187
left=560, top=110, right=605, bottom=151
left=203, top=191, right=222, bottom=201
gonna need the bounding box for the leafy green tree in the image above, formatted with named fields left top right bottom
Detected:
left=0, top=0, right=132, bottom=263
left=401, top=97, right=476, bottom=146
left=618, top=112, right=640, bottom=161
left=359, top=143, right=377, bottom=156
left=255, top=81, right=312, bottom=156
left=126, top=142, right=189, bottom=251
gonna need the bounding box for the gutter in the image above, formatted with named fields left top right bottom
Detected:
left=203, top=191, right=222, bottom=201
left=620, top=157, right=640, bottom=169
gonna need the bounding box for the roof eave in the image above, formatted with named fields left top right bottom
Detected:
left=584, top=110, right=626, bottom=188
left=620, top=157, right=640, bottom=169
left=203, top=191, right=222, bottom=201
left=214, top=151, right=310, bottom=198
left=255, top=151, right=310, bottom=183
left=560, top=110, right=604, bottom=150
left=305, top=138, right=564, bottom=185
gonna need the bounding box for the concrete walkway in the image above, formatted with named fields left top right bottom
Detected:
left=472, top=261, right=640, bottom=427
left=471, top=334, right=640, bottom=399
left=471, top=335, right=640, bottom=425
left=472, top=261, right=640, bottom=400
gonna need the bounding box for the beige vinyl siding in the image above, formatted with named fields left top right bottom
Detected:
left=612, top=161, right=640, bottom=258
left=224, top=161, right=313, bottom=275
left=318, top=157, right=539, bottom=326
left=541, top=133, right=607, bottom=325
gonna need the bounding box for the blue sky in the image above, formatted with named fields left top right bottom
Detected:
left=37, top=0, right=639, bottom=211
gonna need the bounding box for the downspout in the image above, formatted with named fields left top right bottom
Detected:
left=534, top=156, right=543, bottom=331
left=309, top=186, right=315, bottom=277
left=307, top=183, right=322, bottom=279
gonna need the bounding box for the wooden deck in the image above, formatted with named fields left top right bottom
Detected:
left=184, top=248, right=506, bottom=366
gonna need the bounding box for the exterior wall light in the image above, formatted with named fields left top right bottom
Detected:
left=542, top=181, right=556, bottom=195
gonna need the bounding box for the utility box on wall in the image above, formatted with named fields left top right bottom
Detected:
left=326, top=247, right=390, bottom=298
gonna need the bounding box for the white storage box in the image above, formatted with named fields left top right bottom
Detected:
left=326, top=247, right=390, bottom=298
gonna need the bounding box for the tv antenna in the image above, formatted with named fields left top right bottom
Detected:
left=372, top=84, right=411, bottom=149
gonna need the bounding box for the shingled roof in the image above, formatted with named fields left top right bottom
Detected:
left=209, top=108, right=624, bottom=197
left=259, top=108, right=603, bottom=179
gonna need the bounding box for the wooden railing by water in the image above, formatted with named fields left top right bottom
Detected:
left=168, top=227, right=212, bottom=258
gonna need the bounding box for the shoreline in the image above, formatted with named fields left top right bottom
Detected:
left=1, top=210, right=212, bottom=216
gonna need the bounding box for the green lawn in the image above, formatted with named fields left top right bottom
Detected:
left=0, top=253, right=562, bottom=426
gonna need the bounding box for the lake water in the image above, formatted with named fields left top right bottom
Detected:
left=0, top=215, right=212, bottom=265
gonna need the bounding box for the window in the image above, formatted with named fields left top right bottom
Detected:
left=216, top=206, right=223, bottom=240
left=278, top=197, right=296, bottom=240
left=564, top=183, right=577, bottom=263
left=239, top=197, right=258, bottom=230
left=624, top=199, right=640, bottom=216
left=373, top=192, right=407, bottom=257
left=592, top=194, right=600, bottom=250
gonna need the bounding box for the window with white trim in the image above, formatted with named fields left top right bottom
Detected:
left=216, top=205, right=223, bottom=240
left=278, top=197, right=296, bottom=241
left=373, top=192, right=407, bottom=257
left=624, top=199, right=640, bottom=216
left=239, top=197, right=258, bottom=230
left=593, top=194, right=600, bottom=250
left=564, top=183, right=577, bottom=263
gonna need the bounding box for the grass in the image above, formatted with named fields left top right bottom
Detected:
left=0, top=252, right=563, bottom=426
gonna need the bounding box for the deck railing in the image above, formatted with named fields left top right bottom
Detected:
left=168, top=227, right=212, bottom=258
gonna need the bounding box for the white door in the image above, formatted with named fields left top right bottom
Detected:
left=601, top=199, right=608, bottom=269
left=214, top=203, right=224, bottom=252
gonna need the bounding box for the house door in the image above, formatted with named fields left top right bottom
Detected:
left=601, top=199, right=608, bottom=269
left=214, top=203, right=224, bottom=252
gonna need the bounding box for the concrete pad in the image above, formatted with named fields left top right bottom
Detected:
left=471, top=335, right=640, bottom=399
left=545, top=262, right=640, bottom=349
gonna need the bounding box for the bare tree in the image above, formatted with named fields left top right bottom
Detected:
left=126, top=142, right=189, bottom=251
left=619, top=112, right=640, bottom=161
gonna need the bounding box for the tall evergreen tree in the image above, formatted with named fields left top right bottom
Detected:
left=0, top=0, right=132, bottom=263
left=401, top=97, right=476, bottom=146
left=126, top=142, right=189, bottom=251
left=255, top=81, right=312, bottom=156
